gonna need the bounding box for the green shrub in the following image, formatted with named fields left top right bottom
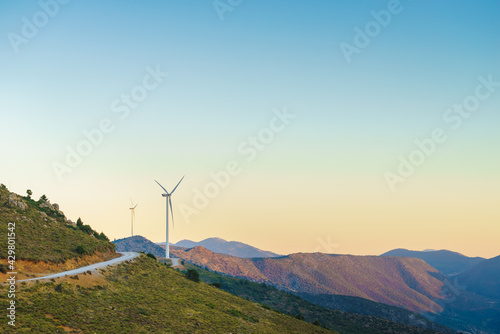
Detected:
left=74, top=245, right=87, bottom=255
left=227, top=309, right=259, bottom=323
left=185, top=269, right=200, bottom=283
left=80, top=225, right=93, bottom=235
left=146, top=253, right=157, bottom=260
left=98, top=232, right=109, bottom=241
left=38, top=194, right=48, bottom=203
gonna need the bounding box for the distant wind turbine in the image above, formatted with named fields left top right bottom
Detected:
left=130, top=199, right=138, bottom=237
left=155, top=176, right=184, bottom=258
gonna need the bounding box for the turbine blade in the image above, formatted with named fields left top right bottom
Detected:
left=155, top=180, right=169, bottom=195
left=133, top=204, right=138, bottom=209
left=169, top=197, right=174, bottom=230
left=170, top=176, right=185, bottom=194
left=130, top=198, right=134, bottom=206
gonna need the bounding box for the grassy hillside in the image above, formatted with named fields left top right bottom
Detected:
left=0, top=255, right=334, bottom=333
left=171, top=246, right=446, bottom=313
left=182, top=263, right=454, bottom=334
left=0, top=185, right=115, bottom=264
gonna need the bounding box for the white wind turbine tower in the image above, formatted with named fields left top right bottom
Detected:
left=155, top=176, right=184, bottom=258
left=130, top=199, right=138, bottom=237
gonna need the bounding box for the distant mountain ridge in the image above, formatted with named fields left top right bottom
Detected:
left=170, top=246, right=446, bottom=314
left=380, top=248, right=485, bottom=276
left=167, top=237, right=281, bottom=258
left=458, top=254, right=500, bottom=300
left=113, top=235, right=166, bottom=258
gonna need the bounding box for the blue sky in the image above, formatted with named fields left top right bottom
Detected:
left=1, top=0, right=499, bottom=257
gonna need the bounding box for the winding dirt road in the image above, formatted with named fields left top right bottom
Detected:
left=18, top=252, right=140, bottom=282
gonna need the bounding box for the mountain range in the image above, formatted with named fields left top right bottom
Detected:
left=161, top=237, right=281, bottom=258
left=7, top=181, right=496, bottom=333
left=113, top=233, right=500, bottom=333
left=170, top=245, right=500, bottom=333
left=110, top=235, right=454, bottom=333
left=170, top=246, right=445, bottom=314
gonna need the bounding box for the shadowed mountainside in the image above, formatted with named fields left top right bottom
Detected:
left=184, top=262, right=455, bottom=334
left=381, top=248, right=485, bottom=276
left=458, top=254, right=500, bottom=300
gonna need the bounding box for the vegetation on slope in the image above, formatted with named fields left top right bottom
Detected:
left=0, top=255, right=334, bottom=334
left=181, top=263, right=454, bottom=334
left=171, top=246, right=446, bottom=313
left=0, top=185, right=114, bottom=263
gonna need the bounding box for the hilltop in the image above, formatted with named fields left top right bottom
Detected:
left=0, top=255, right=335, bottom=333
left=171, top=246, right=446, bottom=314
left=170, top=237, right=281, bottom=258
left=113, top=235, right=166, bottom=258
left=0, top=185, right=116, bottom=280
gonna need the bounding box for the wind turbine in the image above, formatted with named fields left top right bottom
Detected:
left=155, top=176, right=184, bottom=258
left=130, top=199, right=138, bottom=237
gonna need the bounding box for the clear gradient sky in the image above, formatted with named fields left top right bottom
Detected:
left=1, top=0, right=499, bottom=258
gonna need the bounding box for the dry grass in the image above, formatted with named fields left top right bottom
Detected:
left=0, top=251, right=118, bottom=283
